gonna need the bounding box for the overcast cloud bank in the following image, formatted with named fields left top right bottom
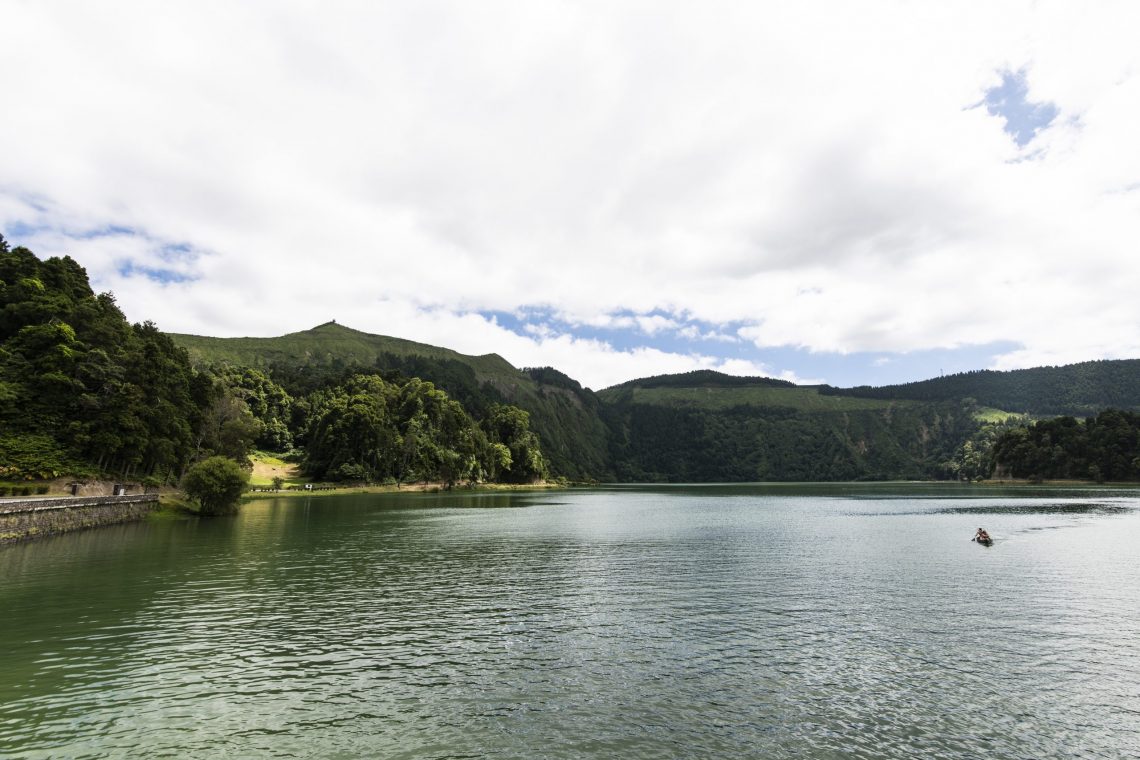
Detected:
left=2, top=1, right=1138, bottom=389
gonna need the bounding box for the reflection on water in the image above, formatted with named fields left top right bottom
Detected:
left=2, top=485, right=1140, bottom=759
left=937, top=502, right=1130, bottom=515
left=855, top=502, right=1133, bottom=517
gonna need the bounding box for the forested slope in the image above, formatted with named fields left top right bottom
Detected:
left=172, top=324, right=611, bottom=480
left=1, top=238, right=213, bottom=480
left=992, top=409, right=1140, bottom=482
left=822, top=361, right=1140, bottom=416
left=599, top=374, right=978, bottom=481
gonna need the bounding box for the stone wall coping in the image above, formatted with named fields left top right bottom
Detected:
left=0, top=494, right=159, bottom=515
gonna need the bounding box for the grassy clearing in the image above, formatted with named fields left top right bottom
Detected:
left=973, top=407, right=1026, bottom=424
left=248, top=451, right=304, bottom=488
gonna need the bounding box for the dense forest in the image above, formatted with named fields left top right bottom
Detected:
left=991, top=409, right=1140, bottom=482
left=606, top=369, right=797, bottom=391
left=7, top=236, right=1140, bottom=486
left=174, top=323, right=610, bottom=480
left=823, top=361, right=1140, bottom=416
left=0, top=237, right=547, bottom=486
left=1, top=236, right=209, bottom=481
left=301, top=374, right=545, bottom=484
left=600, top=382, right=984, bottom=482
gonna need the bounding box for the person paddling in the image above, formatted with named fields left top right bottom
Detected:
left=973, top=527, right=992, bottom=544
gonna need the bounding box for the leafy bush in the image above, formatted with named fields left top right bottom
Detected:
left=333, top=462, right=367, bottom=481
left=181, top=456, right=250, bottom=515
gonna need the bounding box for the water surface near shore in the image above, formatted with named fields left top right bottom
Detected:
left=2, top=483, right=1139, bottom=759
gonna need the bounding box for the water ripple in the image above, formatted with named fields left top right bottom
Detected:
left=2, top=488, right=1140, bottom=758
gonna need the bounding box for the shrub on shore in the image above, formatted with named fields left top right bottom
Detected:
left=181, top=457, right=249, bottom=515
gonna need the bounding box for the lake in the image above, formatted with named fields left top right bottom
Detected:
left=2, top=484, right=1139, bottom=759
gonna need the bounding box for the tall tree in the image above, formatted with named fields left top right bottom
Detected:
left=482, top=404, right=548, bottom=483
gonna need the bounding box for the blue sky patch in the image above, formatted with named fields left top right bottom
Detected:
left=116, top=261, right=195, bottom=284
left=761, top=341, right=1022, bottom=389
left=3, top=217, right=201, bottom=284
left=481, top=308, right=1019, bottom=389
left=3, top=220, right=51, bottom=240
left=984, top=69, right=1058, bottom=147
left=2, top=218, right=139, bottom=243
left=75, top=224, right=138, bottom=240
left=483, top=309, right=744, bottom=352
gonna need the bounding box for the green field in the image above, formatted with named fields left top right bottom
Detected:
left=247, top=451, right=304, bottom=488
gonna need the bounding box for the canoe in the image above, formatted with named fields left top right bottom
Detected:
left=975, top=536, right=993, bottom=547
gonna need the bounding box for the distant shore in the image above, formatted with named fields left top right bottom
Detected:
left=980, top=478, right=1140, bottom=487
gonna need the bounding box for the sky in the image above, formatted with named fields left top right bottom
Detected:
left=2, top=1, right=1138, bottom=390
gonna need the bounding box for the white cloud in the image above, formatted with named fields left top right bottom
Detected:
left=677, top=325, right=737, bottom=343
left=634, top=314, right=678, bottom=335
left=2, top=1, right=1139, bottom=387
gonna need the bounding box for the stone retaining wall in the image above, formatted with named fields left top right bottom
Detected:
left=0, top=495, right=160, bottom=544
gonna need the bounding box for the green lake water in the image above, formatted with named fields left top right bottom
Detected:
left=2, top=484, right=1139, bottom=759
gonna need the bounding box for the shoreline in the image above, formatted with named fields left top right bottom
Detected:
left=240, top=480, right=572, bottom=501
left=978, top=478, right=1140, bottom=487
left=6, top=476, right=1136, bottom=509
left=236, top=477, right=1140, bottom=503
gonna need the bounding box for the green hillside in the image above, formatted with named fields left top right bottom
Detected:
left=822, top=360, right=1140, bottom=416
left=598, top=369, right=901, bottom=411
left=171, top=323, right=611, bottom=480
left=602, top=384, right=901, bottom=413
left=599, top=372, right=973, bottom=481
left=174, top=328, right=1140, bottom=483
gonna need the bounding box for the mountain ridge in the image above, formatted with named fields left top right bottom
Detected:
left=173, top=321, right=521, bottom=382
left=169, top=323, right=1140, bottom=482
left=174, top=321, right=1140, bottom=404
